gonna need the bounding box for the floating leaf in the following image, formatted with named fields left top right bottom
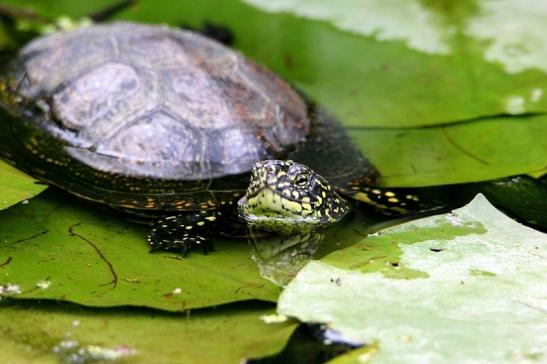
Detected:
left=0, top=159, right=46, bottom=210
left=236, top=0, right=547, bottom=126
left=0, top=0, right=115, bottom=20
left=0, top=191, right=280, bottom=310
left=278, top=194, right=547, bottom=363
left=350, top=114, right=547, bottom=187
left=0, top=301, right=296, bottom=364
left=326, top=345, right=379, bottom=364
left=528, top=168, right=547, bottom=179
left=115, top=0, right=547, bottom=127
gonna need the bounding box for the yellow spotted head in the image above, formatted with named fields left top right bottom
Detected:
left=238, top=160, right=350, bottom=232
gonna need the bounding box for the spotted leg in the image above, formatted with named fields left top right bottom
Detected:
left=147, top=211, right=220, bottom=256
left=350, top=185, right=422, bottom=215
left=343, top=179, right=453, bottom=216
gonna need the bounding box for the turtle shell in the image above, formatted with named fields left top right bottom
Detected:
left=0, top=22, right=310, bottom=211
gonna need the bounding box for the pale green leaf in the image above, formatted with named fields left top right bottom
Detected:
left=278, top=194, right=547, bottom=364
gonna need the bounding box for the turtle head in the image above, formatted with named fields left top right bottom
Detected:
left=238, top=160, right=350, bottom=232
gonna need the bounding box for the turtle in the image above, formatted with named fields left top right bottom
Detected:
left=0, top=22, right=421, bottom=255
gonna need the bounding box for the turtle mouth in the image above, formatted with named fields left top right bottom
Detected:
left=244, top=184, right=309, bottom=205
left=237, top=186, right=319, bottom=232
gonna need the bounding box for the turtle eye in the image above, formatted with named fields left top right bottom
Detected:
left=294, top=173, right=309, bottom=187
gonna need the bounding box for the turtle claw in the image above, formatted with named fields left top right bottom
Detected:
left=147, top=235, right=210, bottom=257
left=147, top=238, right=188, bottom=255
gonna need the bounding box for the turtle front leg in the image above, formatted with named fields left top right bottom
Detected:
left=147, top=211, right=220, bottom=256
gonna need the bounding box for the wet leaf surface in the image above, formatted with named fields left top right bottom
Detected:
left=0, top=159, right=47, bottom=210
left=0, top=301, right=297, bottom=364
left=278, top=195, right=547, bottom=363
left=0, top=190, right=280, bottom=310
left=117, top=0, right=547, bottom=128
left=326, top=345, right=379, bottom=364
left=0, top=0, right=114, bottom=20
left=350, top=114, right=547, bottom=187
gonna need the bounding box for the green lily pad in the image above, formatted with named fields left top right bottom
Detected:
left=528, top=168, right=547, bottom=179
left=327, top=345, right=380, bottom=364
left=0, top=301, right=297, bottom=364
left=0, top=0, right=115, bottom=21
left=0, top=159, right=46, bottom=210
left=350, top=113, right=547, bottom=187
left=116, top=0, right=547, bottom=127
left=278, top=194, right=547, bottom=363
left=0, top=191, right=280, bottom=310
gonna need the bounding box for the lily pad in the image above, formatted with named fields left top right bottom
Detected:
left=327, top=345, right=380, bottom=364
left=116, top=0, right=547, bottom=127
left=350, top=113, right=547, bottom=187
left=0, top=159, right=46, bottom=210
left=0, top=0, right=115, bottom=21
left=0, top=190, right=280, bottom=310
left=0, top=301, right=297, bottom=364
left=278, top=194, right=547, bottom=363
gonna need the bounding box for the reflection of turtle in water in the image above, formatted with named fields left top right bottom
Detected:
left=0, top=22, right=420, bottom=255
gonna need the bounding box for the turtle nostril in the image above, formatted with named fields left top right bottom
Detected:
left=266, top=165, right=276, bottom=174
